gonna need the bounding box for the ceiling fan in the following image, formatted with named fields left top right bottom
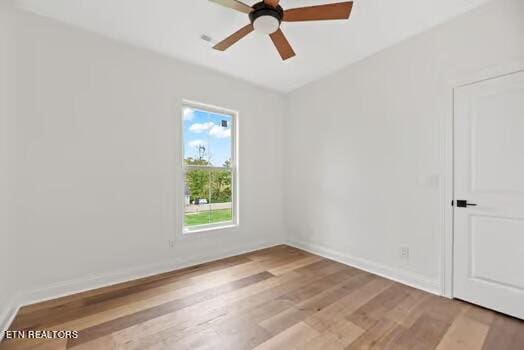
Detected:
left=209, top=0, right=354, bottom=60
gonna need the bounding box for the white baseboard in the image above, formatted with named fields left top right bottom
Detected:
left=2, top=238, right=439, bottom=340
left=287, top=239, right=441, bottom=296
left=0, top=297, right=20, bottom=342
left=7, top=239, right=283, bottom=328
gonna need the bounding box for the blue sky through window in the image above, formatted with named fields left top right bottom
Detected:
left=183, top=107, right=232, bottom=167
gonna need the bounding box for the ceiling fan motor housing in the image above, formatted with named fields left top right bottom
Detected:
left=249, top=2, right=284, bottom=34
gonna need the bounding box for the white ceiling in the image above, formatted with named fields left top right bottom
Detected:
left=16, top=0, right=493, bottom=92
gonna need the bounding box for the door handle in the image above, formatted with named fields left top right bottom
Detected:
left=454, top=200, right=478, bottom=208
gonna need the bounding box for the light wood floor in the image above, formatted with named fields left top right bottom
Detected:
left=2, top=245, right=523, bottom=350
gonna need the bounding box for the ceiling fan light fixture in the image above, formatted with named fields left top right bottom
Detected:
left=249, top=2, right=283, bottom=35
left=253, top=15, right=280, bottom=34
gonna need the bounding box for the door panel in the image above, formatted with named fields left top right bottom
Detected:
left=473, top=87, right=524, bottom=193
left=471, top=215, right=524, bottom=290
left=454, top=70, right=524, bottom=319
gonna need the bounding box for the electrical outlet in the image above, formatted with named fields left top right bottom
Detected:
left=400, top=246, right=410, bottom=260
left=169, top=240, right=175, bottom=248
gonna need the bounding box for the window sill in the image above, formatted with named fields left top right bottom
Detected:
left=181, top=223, right=239, bottom=237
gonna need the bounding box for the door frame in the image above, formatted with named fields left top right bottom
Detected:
left=441, top=60, right=524, bottom=298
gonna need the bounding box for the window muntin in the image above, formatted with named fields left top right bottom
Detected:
left=182, top=103, right=237, bottom=232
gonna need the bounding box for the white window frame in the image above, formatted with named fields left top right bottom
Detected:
left=180, top=100, right=239, bottom=235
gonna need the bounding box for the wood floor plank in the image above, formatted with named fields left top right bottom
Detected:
left=386, top=313, right=452, bottom=350
left=267, top=255, right=323, bottom=276
left=346, top=283, right=412, bottom=330
left=294, top=259, right=347, bottom=278
left=16, top=254, right=252, bottom=318
left=260, top=305, right=314, bottom=336
left=67, top=271, right=273, bottom=347
left=279, top=269, right=359, bottom=305
left=327, top=319, right=365, bottom=347
left=112, top=317, right=213, bottom=350
left=301, top=332, right=346, bottom=350
left=304, top=276, right=393, bottom=332
left=436, top=313, right=490, bottom=350
left=110, top=259, right=353, bottom=348
left=346, top=318, right=399, bottom=350
left=482, top=314, right=524, bottom=350
left=463, top=306, right=496, bottom=326
left=117, top=326, right=222, bottom=350
left=213, top=320, right=272, bottom=350
left=217, top=266, right=360, bottom=329
left=298, top=272, right=371, bottom=313
left=151, top=327, right=222, bottom=350
left=108, top=272, right=302, bottom=347
left=383, top=285, right=429, bottom=324
left=49, top=260, right=273, bottom=333
left=11, top=257, right=259, bottom=331
left=260, top=269, right=364, bottom=335
left=365, top=323, right=408, bottom=349
left=2, top=246, right=523, bottom=350
left=0, top=339, right=67, bottom=350
left=253, top=322, right=320, bottom=350
left=68, top=335, right=115, bottom=350
left=246, top=245, right=304, bottom=262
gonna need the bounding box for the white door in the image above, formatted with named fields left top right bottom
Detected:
left=454, top=70, right=524, bottom=319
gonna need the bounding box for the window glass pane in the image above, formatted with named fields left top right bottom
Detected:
left=183, top=107, right=232, bottom=167
left=184, top=168, right=233, bottom=228
left=208, top=168, right=233, bottom=225
left=183, top=105, right=234, bottom=231
left=184, top=168, right=211, bottom=227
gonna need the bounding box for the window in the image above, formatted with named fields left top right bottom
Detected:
left=182, top=102, right=237, bottom=233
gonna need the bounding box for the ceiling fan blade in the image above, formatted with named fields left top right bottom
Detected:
left=269, top=29, right=296, bottom=61
left=264, top=0, right=280, bottom=7
left=209, top=0, right=253, bottom=14
left=213, top=24, right=254, bottom=51
left=283, top=2, right=353, bottom=22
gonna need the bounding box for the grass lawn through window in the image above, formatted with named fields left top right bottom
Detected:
left=184, top=208, right=233, bottom=227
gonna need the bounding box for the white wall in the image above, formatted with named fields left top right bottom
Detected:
left=5, top=0, right=523, bottom=313
left=284, top=0, right=523, bottom=292
left=11, top=8, right=285, bottom=302
left=0, top=0, right=16, bottom=330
